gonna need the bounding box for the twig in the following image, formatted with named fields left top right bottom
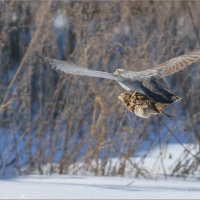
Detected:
left=187, top=2, right=200, bottom=48
left=1, top=1, right=52, bottom=104
left=160, top=117, right=200, bottom=163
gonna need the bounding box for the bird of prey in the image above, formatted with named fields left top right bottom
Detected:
left=41, top=50, right=200, bottom=118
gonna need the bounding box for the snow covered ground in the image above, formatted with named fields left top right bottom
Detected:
left=41, top=143, right=199, bottom=178
left=0, top=175, right=200, bottom=199
left=0, top=144, right=199, bottom=199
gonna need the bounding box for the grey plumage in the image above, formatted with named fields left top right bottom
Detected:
left=41, top=56, right=122, bottom=81
left=41, top=50, right=200, bottom=103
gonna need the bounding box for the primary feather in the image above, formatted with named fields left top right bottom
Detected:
left=121, top=50, right=200, bottom=80
left=154, top=50, right=200, bottom=78
left=41, top=56, right=121, bottom=81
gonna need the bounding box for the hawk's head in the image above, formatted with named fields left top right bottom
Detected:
left=114, top=68, right=125, bottom=75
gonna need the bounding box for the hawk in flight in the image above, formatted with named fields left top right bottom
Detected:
left=41, top=50, right=200, bottom=118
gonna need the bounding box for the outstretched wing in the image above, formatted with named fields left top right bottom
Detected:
left=149, top=50, right=200, bottom=79
left=119, top=50, right=200, bottom=80
left=41, top=56, right=121, bottom=81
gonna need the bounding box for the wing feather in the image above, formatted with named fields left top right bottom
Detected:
left=151, top=50, right=200, bottom=78
left=111, top=50, right=200, bottom=81
left=41, top=56, right=121, bottom=81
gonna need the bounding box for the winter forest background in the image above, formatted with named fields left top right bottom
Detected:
left=0, top=0, right=200, bottom=178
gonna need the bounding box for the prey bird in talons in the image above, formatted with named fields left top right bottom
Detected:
left=40, top=50, right=200, bottom=118
left=118, top=92, right=173, bottom=119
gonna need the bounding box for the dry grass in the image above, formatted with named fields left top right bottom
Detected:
left=0, top=0, right=199, bottom=177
